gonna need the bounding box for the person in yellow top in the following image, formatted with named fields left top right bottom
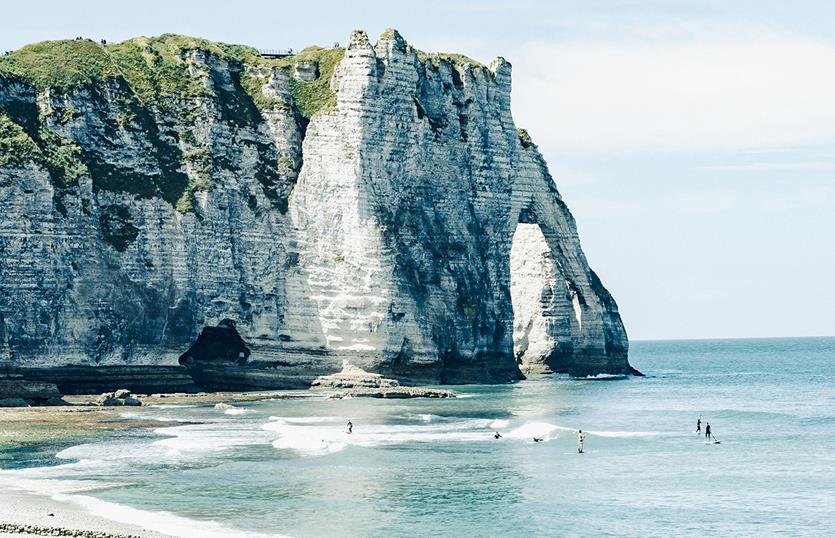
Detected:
left=578, top=430, right=586, bottom=453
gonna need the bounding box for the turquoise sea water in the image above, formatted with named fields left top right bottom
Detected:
left=2, top=337, right=834, bottom=537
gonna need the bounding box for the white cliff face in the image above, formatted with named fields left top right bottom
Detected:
left=511, top=224, right=565, bottom=374
left=0, top=30, right=631, bottom=391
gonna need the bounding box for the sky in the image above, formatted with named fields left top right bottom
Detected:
left=2, top=1, right=833, bottom=340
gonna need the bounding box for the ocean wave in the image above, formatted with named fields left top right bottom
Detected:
left=261, top=416, right=561, bottom=456
left=56, top=492, right=287, bottom=538
left=572, top=374, right=629, bottom=381
left=212, top=402, right=248, bottom=416
left=45, top=426, right=271, bottom=471
left=151, top=423, right=272, bottom=453
left=0, top=471, right=114, bottom=495
left=502, top=421, right=563, bottom=441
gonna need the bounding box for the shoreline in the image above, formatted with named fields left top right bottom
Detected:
left=0, top=387, right=450, bottom=537
left=0, top=489, right=172, bottom=538
left=0, top=386, right=455, bottom=537
left=0, top=390, right=315, bottom=538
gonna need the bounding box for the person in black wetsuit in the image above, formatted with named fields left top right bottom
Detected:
left=705, top=422, right=711, bottom=440
left=494, top=432, right=502, bottom=439
left=697, top=418, right=701, bottom=434
left=346, top=420, right=353, bottom=434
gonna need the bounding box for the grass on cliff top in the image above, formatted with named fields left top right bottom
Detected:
left=416, top=50, right=486, bottom=70
left=0, top=35, right=259, bottom=96
left=0, top=35, right=346, bottom=119
left=0, top=39, right=120, bottom=91
left=280, top=46, right=345, bottom=118
left=106, top=34, right=266, bottom=104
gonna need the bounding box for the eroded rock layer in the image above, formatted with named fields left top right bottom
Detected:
left=0, top=30, right=631, bottom=392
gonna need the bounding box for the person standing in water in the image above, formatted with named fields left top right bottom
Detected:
left=705, top=422, right=711, bottom=440
left=697, top=418, right=701, bottom=434
left=578, top=430, right=585, bottom=453
left=346, top=420, right=353, bottom=434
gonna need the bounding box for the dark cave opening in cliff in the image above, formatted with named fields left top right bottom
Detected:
left=178, top=319, right=251, bottom=367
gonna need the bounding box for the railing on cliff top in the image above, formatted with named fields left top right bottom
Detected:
left=259, top=49, right=294, bottom=59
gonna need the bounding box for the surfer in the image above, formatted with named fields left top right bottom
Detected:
left=696, top=418, right=701, bottom=434
left=705, top=422, right=711, bottom=440
left=578, top=430, right=585, bottom=453
left=494, top=432, right=502, bottom=439
left=533, top=437, right=543, bottom=443
left=346, top=420, right=353, bottom=434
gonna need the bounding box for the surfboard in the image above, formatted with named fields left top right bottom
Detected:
left=705, top=440, right=720, bottom=444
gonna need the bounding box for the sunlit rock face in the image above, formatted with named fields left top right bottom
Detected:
left=0, top=29, right=630, bottom=391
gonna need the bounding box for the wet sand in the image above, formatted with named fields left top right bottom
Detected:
left=0, top=489, right=173, bottom=537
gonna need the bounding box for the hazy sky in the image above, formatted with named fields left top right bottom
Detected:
left=3, top=1, right=833, bottom=340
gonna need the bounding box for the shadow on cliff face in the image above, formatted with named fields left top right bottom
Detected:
left=178, top=319, right=250, bottom=366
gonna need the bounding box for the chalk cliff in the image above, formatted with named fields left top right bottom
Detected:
left=0, top=30, right=632, bottom=392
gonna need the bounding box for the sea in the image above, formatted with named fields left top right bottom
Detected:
left=1, top=337, right=834, bottom=537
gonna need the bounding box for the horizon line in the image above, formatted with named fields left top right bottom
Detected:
left=630, top=334, right=835, bottom=343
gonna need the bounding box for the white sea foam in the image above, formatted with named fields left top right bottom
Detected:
left=502, top=421, right=562, bottom=441
left=263, top=417, right=502, bottom=456
left=489, top=419, right=510, bottom=429
left=56, top=493, right=287, bottom=538
left=152, top=423, right=272, bottom=453
left=147, top=404, right=198, bottom=409
left=575, top=374, right=629, bottom=380
left=0, top=472, right=111, bottom=495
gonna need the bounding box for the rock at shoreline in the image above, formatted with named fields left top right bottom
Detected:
left=0, top=397, right=29, bottom=407
left=312, top=362, right=454, bottom=398
left=311, top=360, right=400, bottom=389
left=327, top=387, right=455, bottom=399
left=0, top=522, right=143, bottom=538
left=0, top=379, right=64, bottom=406
left=96, top=389, right=142, bottom=406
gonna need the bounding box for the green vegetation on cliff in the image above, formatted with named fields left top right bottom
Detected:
left=0, top=113, right=40, bottom=167
left=416, top=50, right=485, bottom=70
left=0, top=112, right=87, bottom=185
left=0, top=39, right=119, bottom=91
left=283, top=47, right=345, bottom=118
left=0, top=34, right=339, bottom=213
left=0, top=34, right=344, bottom=118
left=517, top=128, right=536, bottom=149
